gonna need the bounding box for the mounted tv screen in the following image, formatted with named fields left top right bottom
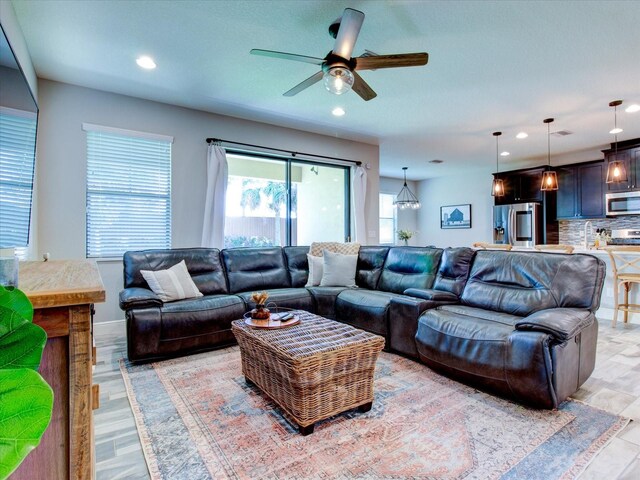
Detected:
left=0, top=23, right=38, bottom=249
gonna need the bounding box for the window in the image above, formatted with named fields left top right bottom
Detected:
left=84, top=124, right=172, bottom=258
left=379, top=193, right=397, bottom=245
left=224, top=153, right=350, bottom=248
left=0, top=108, right=37, bottom=250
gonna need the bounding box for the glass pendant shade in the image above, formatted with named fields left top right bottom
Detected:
left=541, top=170, right=558, bottom=191
left=491, top=178, right=505, bottom=196
left=323, top=67, right=354, bottom=95
left=606, top=160, right=628, bottom=183
left=491, top=131, right=504, bottom=197
left=606, top=100, right=627, bottom=184
left=394, top=167, right=421, bottom=209
left=540, top=118, right=558, bottom=191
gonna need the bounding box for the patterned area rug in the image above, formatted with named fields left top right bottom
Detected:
left=121, top=347, right=628, bottom=480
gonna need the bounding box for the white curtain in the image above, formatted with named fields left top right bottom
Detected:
left=201, top=145, right=228, bottom=248
left=351, top=165, right=367, bottom=244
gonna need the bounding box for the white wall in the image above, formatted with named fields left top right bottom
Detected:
left=36, top=80, right=379, bottom=322
left=379, top=177, right=419, bottom=245
left=0, top=2, right=37, bottom=100
left=415, top=168, right=494, bottom=248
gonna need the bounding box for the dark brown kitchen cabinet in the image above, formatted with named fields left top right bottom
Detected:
left=603, top=138, right=640, bottom=192
left=556, top=160, right=605, bottom=219
left=493, top=167, right=544, bottom=205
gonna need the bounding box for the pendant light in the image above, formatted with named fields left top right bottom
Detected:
left=394, top=167, right=421, bottom=209
left=491, top=131, right=505, bottom=196
left=540, top=118, right=558, bottom=191
left=606, top=100, right=628, bottom=183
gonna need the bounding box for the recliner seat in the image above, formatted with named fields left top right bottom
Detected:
left=415, top=250, right=605, bottom=408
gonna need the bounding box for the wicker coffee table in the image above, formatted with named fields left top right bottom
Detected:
left=231, top=310, right=385, bottom=435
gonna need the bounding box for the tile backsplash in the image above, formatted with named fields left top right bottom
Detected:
left=559, top=217, right=640, bottom=245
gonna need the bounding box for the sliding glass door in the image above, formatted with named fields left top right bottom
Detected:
left=224, top=153, right=350, bottom=248
left=292, top=162, right=348, bottom=245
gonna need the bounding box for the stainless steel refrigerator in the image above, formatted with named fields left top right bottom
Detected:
left=493, top=203, right=541, bottom=248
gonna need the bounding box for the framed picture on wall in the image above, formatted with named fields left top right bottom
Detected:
left=441, top=204, right=472, bottom=229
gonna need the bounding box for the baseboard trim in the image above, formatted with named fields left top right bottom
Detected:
left=95, top=318, right=126, bottom=326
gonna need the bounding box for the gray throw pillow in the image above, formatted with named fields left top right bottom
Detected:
left=141, top=260, right=203, bottom=302
left=320, top=250, right=358, bottom=287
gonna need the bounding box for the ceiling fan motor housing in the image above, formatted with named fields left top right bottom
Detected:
left=322, top=53, right=356, bottom=72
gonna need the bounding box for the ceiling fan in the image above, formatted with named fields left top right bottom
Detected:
left=250, top=7, right=428, bottom=101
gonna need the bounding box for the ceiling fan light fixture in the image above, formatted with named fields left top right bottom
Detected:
left=393, top=167, right=421, bottom=209
left=323, top=66, right=354, bottom=95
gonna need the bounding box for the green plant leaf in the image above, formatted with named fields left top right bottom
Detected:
left=0, top=286, right=32, bottom=322
left=0, top=369, right=54, bottom=479
left=0, top=307, right=46, bottom=370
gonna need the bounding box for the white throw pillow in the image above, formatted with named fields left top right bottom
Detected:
left=141, top=260, right=203, bottom=303
left=320, top=250, right=358, bottom=287
left=305, top=254, right=324, bottom=287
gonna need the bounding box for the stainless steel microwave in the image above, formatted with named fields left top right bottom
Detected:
left=606, top=191, right=640, bottom=216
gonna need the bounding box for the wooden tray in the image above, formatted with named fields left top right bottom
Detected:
left=243, top=312, right=300, bottom=329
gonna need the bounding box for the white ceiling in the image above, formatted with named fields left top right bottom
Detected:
left=11, top=0, right=640, bottom=180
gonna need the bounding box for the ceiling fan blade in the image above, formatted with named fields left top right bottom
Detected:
left=250, top=49, right=324, bottom=65
left=332, top=8, right=365, bottom=59
left=352, top=72, right=377, bottom=101
left=283, top=71, right=324, bottom=97
left=355, top=53, right=429, bottom=70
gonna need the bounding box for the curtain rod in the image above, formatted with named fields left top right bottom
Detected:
left=206, top=137, right=362, bottom=166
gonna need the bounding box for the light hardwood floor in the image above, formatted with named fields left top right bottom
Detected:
left=94, top=319, right=640, bottom=480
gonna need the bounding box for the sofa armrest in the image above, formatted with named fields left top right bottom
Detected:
left=403, top=288, right=459, bottom=302
left=119, top=287, right=162, bottom=310
left=515, top=308, right=594, bottom=342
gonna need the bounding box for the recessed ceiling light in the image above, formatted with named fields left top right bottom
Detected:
left=625, top=104, right=640, bottom=113
left=136, top=56, right=156, bottom=69
left=332, top=107, right=345, bottom=117
left=516, top=132, right=528, bottom=139
left=610, top=127, right=623, bottom=134
left=500, top=151, right=510, bottom=156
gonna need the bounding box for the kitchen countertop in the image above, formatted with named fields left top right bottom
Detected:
left=512, top=246, right=640, bottom=256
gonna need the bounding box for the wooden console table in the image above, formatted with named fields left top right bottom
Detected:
left=11, top=260, right=105, bottom=480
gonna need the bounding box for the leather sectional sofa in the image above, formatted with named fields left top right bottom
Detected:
left=119, top=245, right=605, bottom=409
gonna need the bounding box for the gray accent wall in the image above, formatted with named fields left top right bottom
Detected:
left=35, top=80, right=379, bottom=323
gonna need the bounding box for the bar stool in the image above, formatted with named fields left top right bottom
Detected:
left=603, top=246, right=640, bottom=327
left=534, top=244, right=575, bottom=254
left=472, top=242, right=512, bottom=251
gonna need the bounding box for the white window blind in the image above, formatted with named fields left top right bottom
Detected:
left=0, top=109, right=37, bottom=249
left=85, top=127, right=172, bottom=258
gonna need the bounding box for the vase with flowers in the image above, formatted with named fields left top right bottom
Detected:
left=397, top=230, right=414, bottom=246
